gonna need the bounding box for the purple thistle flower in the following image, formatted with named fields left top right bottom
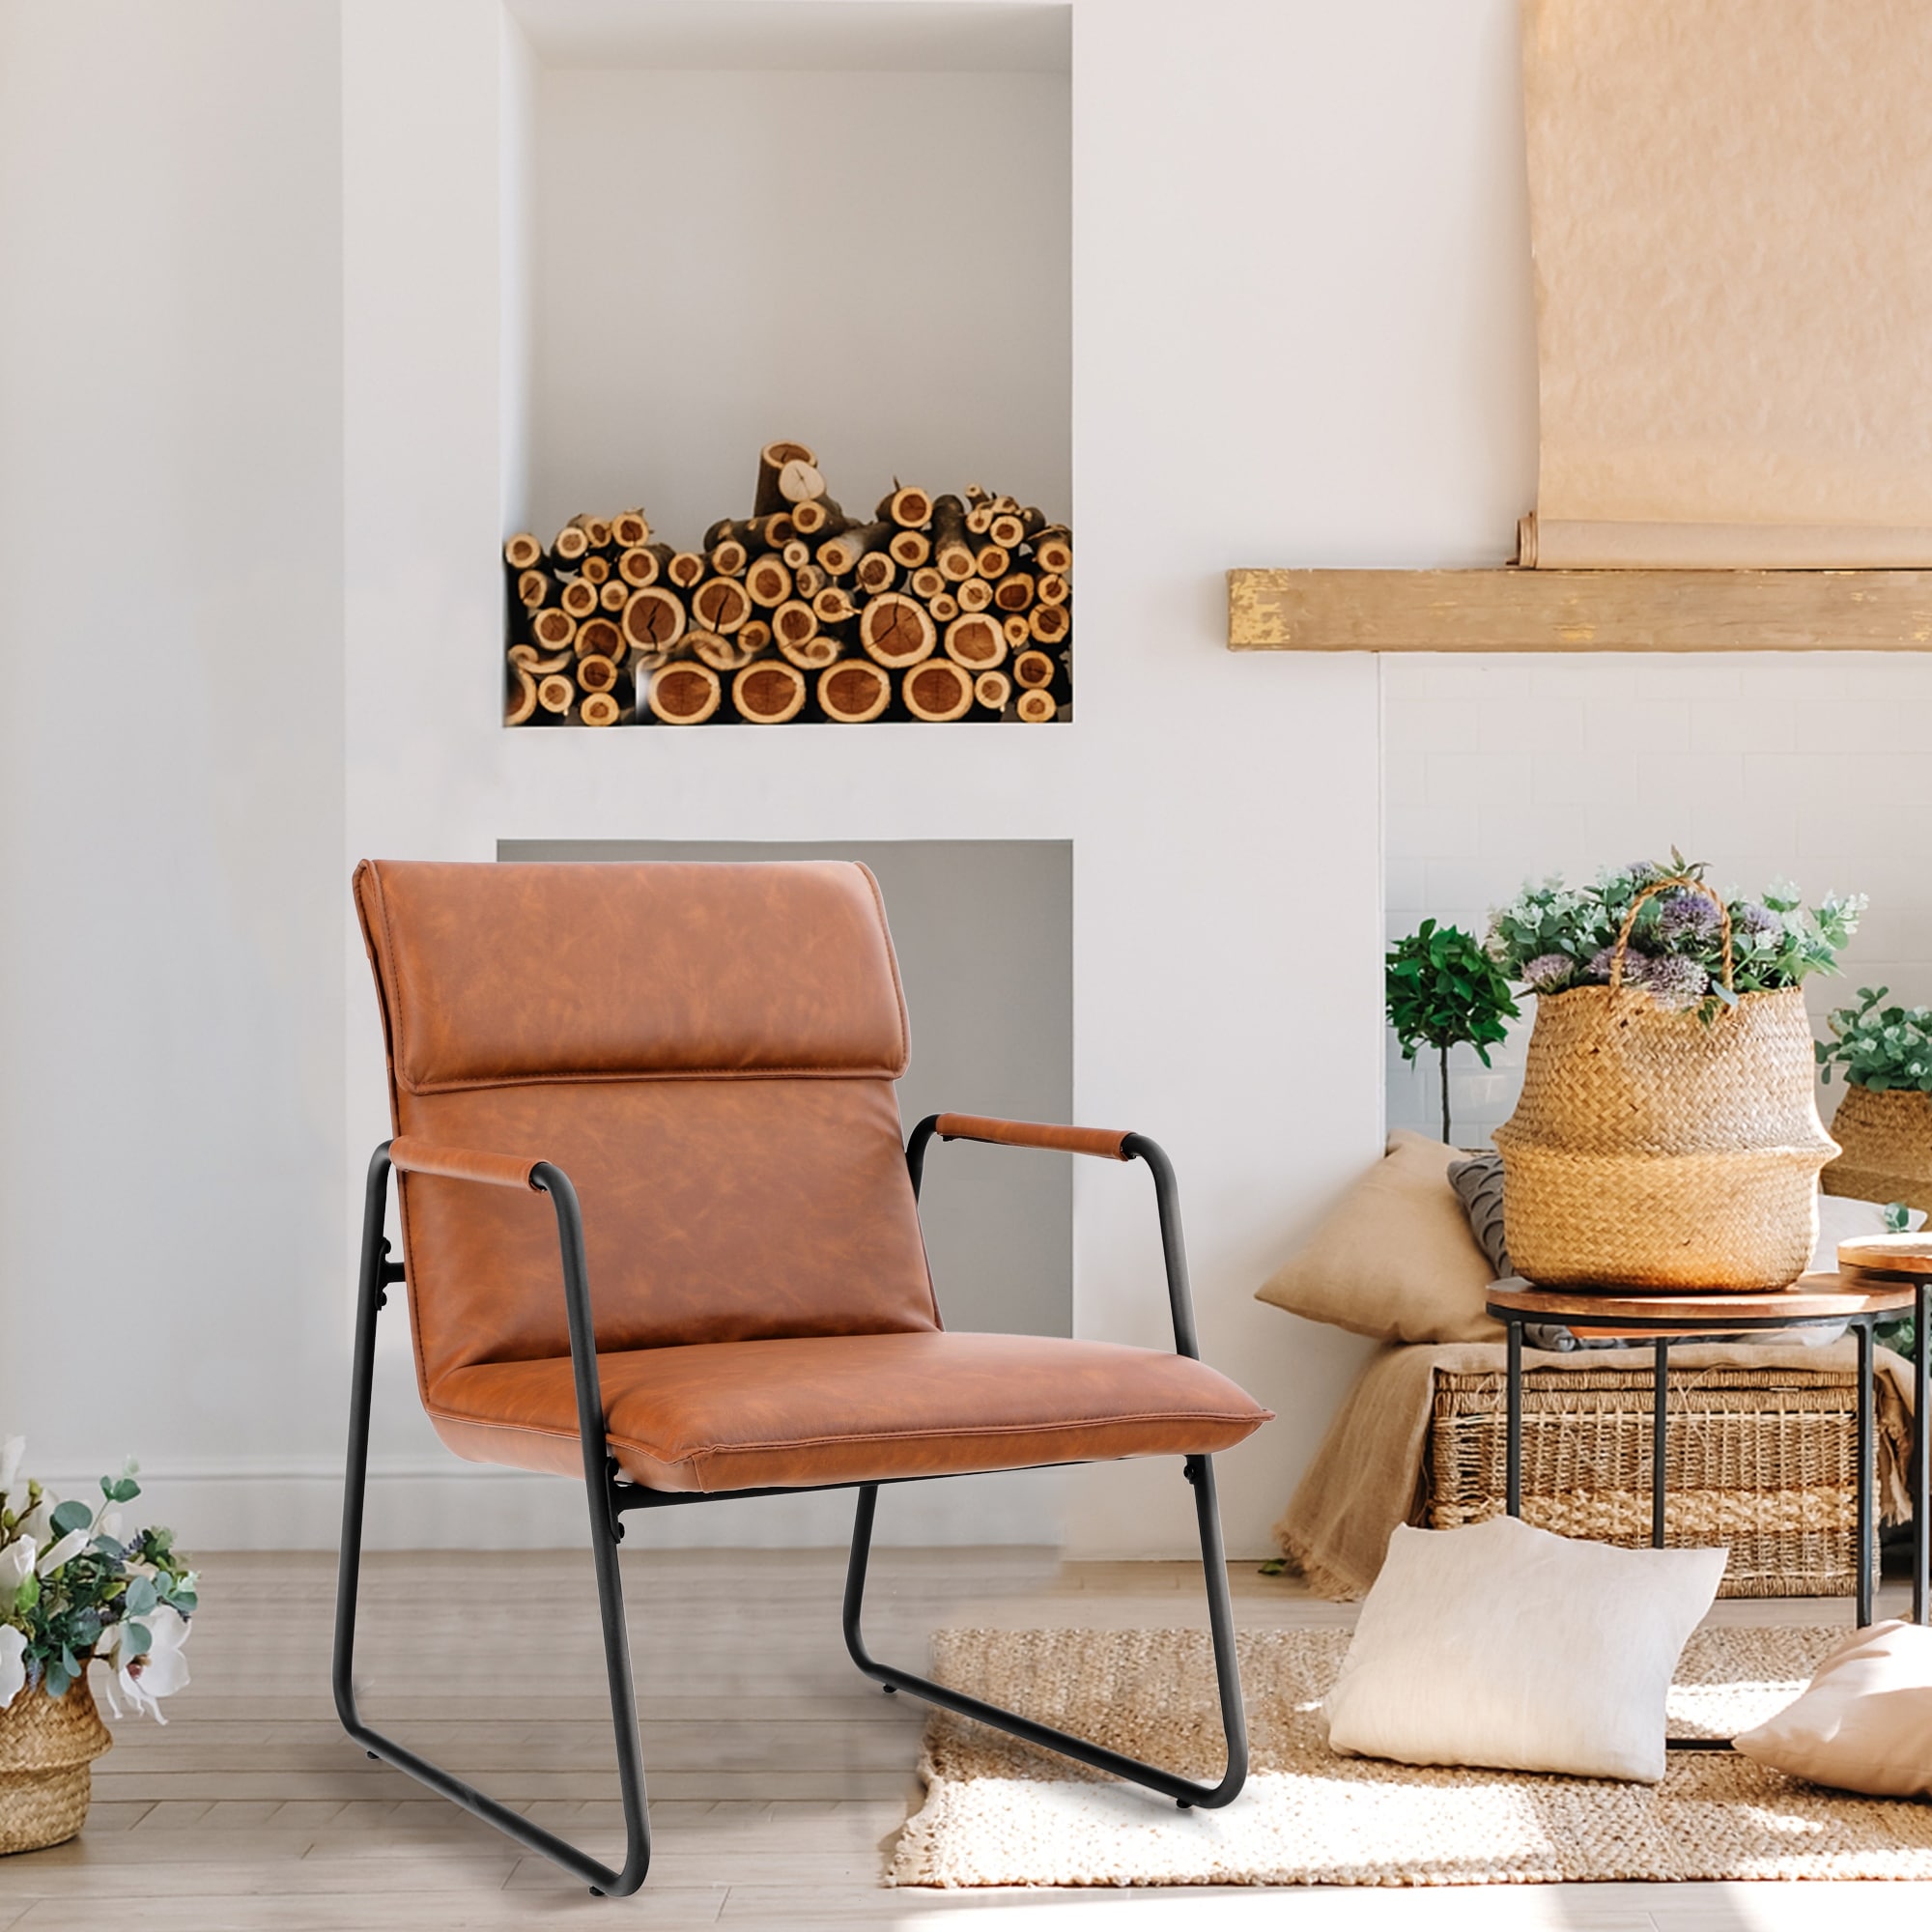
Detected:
left=1522, top=952, right=1577, bottom=994
left=1655, top=891, right=1722, bottom=947
left=1733, top=901, right=1784, bottom=946
left=1638, top=953, right=1711, bottom=1011
left=1582, top=945, right=1638, bottom=984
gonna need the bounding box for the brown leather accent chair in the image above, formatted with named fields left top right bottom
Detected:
left=335, top=860, right=1271, bottom=1897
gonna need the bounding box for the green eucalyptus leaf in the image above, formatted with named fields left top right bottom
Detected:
left=125, top=1576, right=156, bottom=1616
left=49, top=1499, right=92, bottom=1539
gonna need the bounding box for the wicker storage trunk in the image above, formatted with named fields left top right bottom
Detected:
left=1426, top=1362, right=1873, bottom=1597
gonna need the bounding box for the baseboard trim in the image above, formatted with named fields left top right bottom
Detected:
left=42, top=1460, right=1065, bottom=1551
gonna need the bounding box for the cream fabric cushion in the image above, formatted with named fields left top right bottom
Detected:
left=1322, top=1515, right=1727, bottom=1783
left=1255, top=1130, right=1500, bottom=1344
left=1734, top=1619, right=1932, bottom=1797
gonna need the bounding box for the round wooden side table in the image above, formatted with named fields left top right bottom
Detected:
left=1486, top=1270, right=1929, bottom=1636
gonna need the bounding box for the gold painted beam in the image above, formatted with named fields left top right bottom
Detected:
left=1227, top=567, right=1932, bottom=652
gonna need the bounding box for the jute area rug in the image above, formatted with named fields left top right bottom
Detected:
left=890, top=1626, right=1932, bottom=1888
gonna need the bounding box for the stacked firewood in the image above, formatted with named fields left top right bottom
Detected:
left=502, top=440, right=1071, bottom=726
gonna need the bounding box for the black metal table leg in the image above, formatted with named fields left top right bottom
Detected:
left=1858, top=1317, right=1876, bottom=1629
left=1652, top=1337, right=1670, bottom=1548
left=1505, top=1320, right=1522, bottom=1519
left=1916, top=1284, right=1930, bottom=1627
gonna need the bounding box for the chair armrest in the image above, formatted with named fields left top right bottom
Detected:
left=390, top=1136, right=544, bottom=1191
left=934, top=1114, right=1134, bottom=1162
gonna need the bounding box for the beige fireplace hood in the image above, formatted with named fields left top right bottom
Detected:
left=1230, top=0, right=1932, bottom=652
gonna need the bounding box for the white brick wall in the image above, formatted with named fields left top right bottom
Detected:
left=1384, top=652, right=1932, bottom=1148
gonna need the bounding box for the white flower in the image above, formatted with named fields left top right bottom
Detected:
left=0, top=1538, right=33, bottom=1599
left=0, top=1437, right=22, bottom=1500
left=0, top=1627, right=24, bottom=1711
left=94, top=1605, right=189, bottom=1723
left=35, top=1528, right=88, bottom=1577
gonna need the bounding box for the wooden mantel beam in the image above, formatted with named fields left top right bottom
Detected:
left=1227, top=567, right=1932, bottom=653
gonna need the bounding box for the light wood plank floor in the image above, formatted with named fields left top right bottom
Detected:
left=0, top=1547, right=1925, bottom=1929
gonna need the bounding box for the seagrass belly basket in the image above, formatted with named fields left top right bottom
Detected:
left=1494, top=879, right=1838, bottom=1292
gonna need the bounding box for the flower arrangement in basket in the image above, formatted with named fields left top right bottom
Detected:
left=1818, top=988, right=1932, bottom=1213
left=0, top=1438, right=197, bottom=1855
left=1484, top=855, right=1864, bottom=1292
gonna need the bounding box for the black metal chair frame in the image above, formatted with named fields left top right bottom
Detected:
left=333, top=1116, right=1250, bottom=1898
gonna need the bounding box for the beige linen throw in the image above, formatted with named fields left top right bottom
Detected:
left=1278, top=1341, right=1916, bottom=1600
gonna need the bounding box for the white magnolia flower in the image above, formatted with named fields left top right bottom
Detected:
left=95, top=1605, right=189, bottom=1723
left=0, top=1627, right=24, bottom=1711
left=0, top=1436, right=22, bottom=1500
left=35, top=1528, right=89, bottom=1577
left=0, top=1538, right=33, bottom=1598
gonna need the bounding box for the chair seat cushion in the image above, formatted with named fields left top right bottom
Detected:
left=427, top=1331, right=1272, bottom=1492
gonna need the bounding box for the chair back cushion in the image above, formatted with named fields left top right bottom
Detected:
left=355, top=860, right=938, bottom=1389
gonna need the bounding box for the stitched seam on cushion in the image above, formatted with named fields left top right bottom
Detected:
left=425, top=1404, right=1264, bottom=1464
left=679, top=1410, right=1265, bottom=1458
left=395, top=1064, right=900, bottom=1094
left=852, top=862, right=911, bottom=1076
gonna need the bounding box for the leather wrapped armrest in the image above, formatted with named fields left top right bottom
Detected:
left=389, top=1136, right=544, bottom=1191
left=934, top=1114, right=1134, bottom=1162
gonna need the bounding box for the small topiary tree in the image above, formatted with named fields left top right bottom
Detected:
left=1385, top=920, right=1520, bottom=1146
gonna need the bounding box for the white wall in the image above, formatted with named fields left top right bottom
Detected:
left=0, top=2, right=346, bottom=1545
left=1385, top=652, right=1932, bottom=1150
left=528, top=64, right=1071, bottom=542
left=1, top=0, right=1545, bottom=1557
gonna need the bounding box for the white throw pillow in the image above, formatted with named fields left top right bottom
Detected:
left=1322, top=1516, right=1727, bottom=1783
left=1734, top=1619, right=1932, bottom=1797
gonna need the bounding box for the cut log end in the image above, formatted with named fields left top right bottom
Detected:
left=577, top=616, right=624, bottom=661
left=902, top=658, right=974, bottom=723
left=611, top=510, right=652, bottom=549
left=817, top=659, right=893, bottom=724
left=537, top=673, right=577, bottom=716
left=577, top=654, right=623, bottom=695
left=745, top=556, right=793, bottom=608
left=690, top=577, right=753, bottom=634
left=710, top=540, right=749, bottom=578
left=1016, top=689, right=1058, bottom=724
left=889, top=529, right=931, bottom=568
left=955, top=578, right=994, bottom=612
left=1033, top=530, right=1072, bottom=575
left=1003, top=613, right=1033, bottom=648
left=733, top=660, right=809, bottom=724
left=1029, top=604, right=1070, bottom=643
left=581, top=691, right=623, bottom=727
left=975, top=544, right=1011, bottom=581
left=647, top=662, right=723, bottom=725
left=505, top=668, right=539, bottom=725
left=504, top=532, right=544, bottom=571
left=668, top=552, right=707, bottom=589
left=855, top=552, right=897, bottom=594
left=878, top=485, right=933, bottom=529
left=599, top=580, right=629, bottom=612
left=560, top=580, right=600, bottom=619
left=988, top=513, right=1026, bottom=549
left=516, top=569, right=554, bottom=610
left=812, top=585, right=858, bottom=624
left=1012, top=650, right=1056, bottom=690
left=531, top=609, right=578, bottom=650
left=553, top=524, right=591, bottom=564
left=755, top=440, right=819, bottom=518
left=993, top=571, right=1036, bottom=612
left=944, top=611, right=1008, bottom=669
left=974, top=669, right=1011, bottom=714
left=859, top=592, right=938, bottom=668
left=622, top=586, right=688, bottom=651
left=582, top=555, right=611, bottom=585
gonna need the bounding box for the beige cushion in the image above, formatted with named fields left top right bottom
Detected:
left=1734, top=1619, right=1932, bottom=1797
left=1255, top=1129, right=1501, bottom=1343
left=1322, top=1515, right=1728, bottom=1783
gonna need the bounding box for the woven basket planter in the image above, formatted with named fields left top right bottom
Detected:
left=1494, top=880, right=1836, bottom=1292
left=1427, top=1363, right=1876, bottom=1597
left=1824, top=1084, right=1932, bottom=1213
left=0, top=1676, right=111, bottom=1856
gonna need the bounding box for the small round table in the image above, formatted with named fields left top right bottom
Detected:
left=1486, top=1268, right=1930, bottom=1634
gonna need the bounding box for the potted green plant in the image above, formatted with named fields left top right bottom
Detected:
left=1817, top=988, right=1932, bottom=1212
left=0, top=1439, right=197, bottom=1855
left=1385, top=919, right=1520, bottom=1146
